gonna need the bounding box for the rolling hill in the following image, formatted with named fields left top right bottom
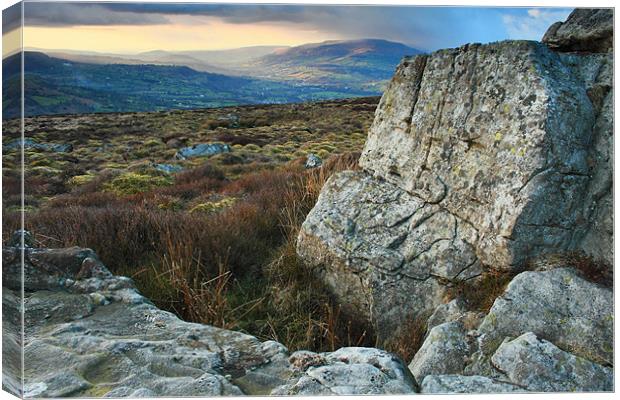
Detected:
left=4, top=39, right=422, bottom=118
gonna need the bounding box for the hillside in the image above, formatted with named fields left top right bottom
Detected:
left=5, top=39, right=421, bottom=118
left=2, top=52, right=377, bottom=118
left=245, top=39, right=423, bottom=90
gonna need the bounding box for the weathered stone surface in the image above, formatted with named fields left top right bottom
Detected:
left=297, top=10, right=613, bottom=346
left=359, top=41, right=595, bottom=269
left=474, top=268, right=613, bottom=367
left=174, top=142, right=231, bottom=160
left=2, top=240, right=416, bottom=397
left=420, top=375, right=524, bottom=393
left=491, top=332, right=613, bottom=392
left=558, top=51, right=613, bottom=267
left=543, top=8, right=613, bottom=53
left=297, top=170, right=482, bottom=337
left=408, top=321, right=471, bottom=382
left=273, top=347, right=417, bottom=395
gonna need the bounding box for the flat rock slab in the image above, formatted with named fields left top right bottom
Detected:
left=2, top=244, right=417, bottom=397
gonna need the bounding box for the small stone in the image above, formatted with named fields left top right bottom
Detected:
left=304, top=153, right=322, bottom=169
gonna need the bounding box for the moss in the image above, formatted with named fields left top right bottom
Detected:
left=103, top=172, right=172, bottom=196
left=68, top=174, right=96, bottom=187
left=189, top=197, right=236, bottom=214
left=243, top=143, right=261, bottom=152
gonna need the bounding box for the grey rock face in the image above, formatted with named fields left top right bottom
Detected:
left=360, top=41, right=595, bottom=269
left=420, top=375, right=524, bottom=394
left=408, top=321, right=471, bottom=382
left=175, top=142, right=231, bottom=160
left=2, top=241, right=416, bottom=397
left=304, top=153, right=323, bottom=169
left=297, top=10, right=613, bottom=343
left=474, top=268, right=613, bottom=367
left=543, top=8, right=613, bottom=53
left=297, top=170, right=481, bottom=338
left=491, top=333, right=613, bottom=392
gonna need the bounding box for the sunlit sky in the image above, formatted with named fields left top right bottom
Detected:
left=3, top=2, right=573, bottom=57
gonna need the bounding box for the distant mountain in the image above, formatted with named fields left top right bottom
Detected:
left=4, top=40, right=421, bottom=118
left=2, top=52, right=376, bottom=118
left=245, top=39, right=423, bottom=90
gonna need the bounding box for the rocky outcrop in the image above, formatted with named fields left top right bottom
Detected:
left=543, top=8, right=613, bottom=53
left=415, top=266, right=613, bottom=393
left=297, top=9, right=613, bottom=341
left=2, top=239, right=417, bottom=397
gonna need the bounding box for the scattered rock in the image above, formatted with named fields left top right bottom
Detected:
left=3, top=138, right=73, bottom=153
left=153, top=163, right=184, bottom=174
left=174, top=143, right=231, bottom=160
left=543, top=8, right=613, bottom=53
left=7, top=229, right=36, bottom=248
left=304, top=153, right=322, bottom=169
left=491, top=332, right=613, bottom=392
left=474, top=268, right=613, bottom=367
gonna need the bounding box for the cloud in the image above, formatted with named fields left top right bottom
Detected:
left=502, top=8, right=572, bottom=40
left=23, top=2, right=167, bottom=27
left=18, top=3, right=574, bottom=51
left=3, top=2, right=22, bottom=34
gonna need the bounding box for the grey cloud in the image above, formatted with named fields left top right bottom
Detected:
left=3, top=2, right=22, bottom=34
left=23, top=2, right=167, bottom=27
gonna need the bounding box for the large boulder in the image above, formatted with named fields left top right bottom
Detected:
left=297, top=170, right=481, bottom=337
left=297, top=10, right=613, bottom=340
left=359, top=40, right=595, bottom=269
left=2, top=237, right=416, bottom=397
left=543, top=8, right=613, bottom=53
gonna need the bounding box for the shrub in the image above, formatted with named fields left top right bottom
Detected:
left=103, top=172, right=172, bottom=196
left=175, top=163, right=226, bottom=185
left=14, top=151, right=370, bottom=354
left=68, top=174, right=96, bottom=187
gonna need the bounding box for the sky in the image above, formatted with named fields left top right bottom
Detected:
left=2, top=1, right=573, bottom=56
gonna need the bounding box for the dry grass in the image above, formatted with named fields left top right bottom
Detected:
left=446, top=270, right=516, bottom=313
left=4, top=152, right=373, bottom=354
left=381, top=313, right=430, bottom=363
